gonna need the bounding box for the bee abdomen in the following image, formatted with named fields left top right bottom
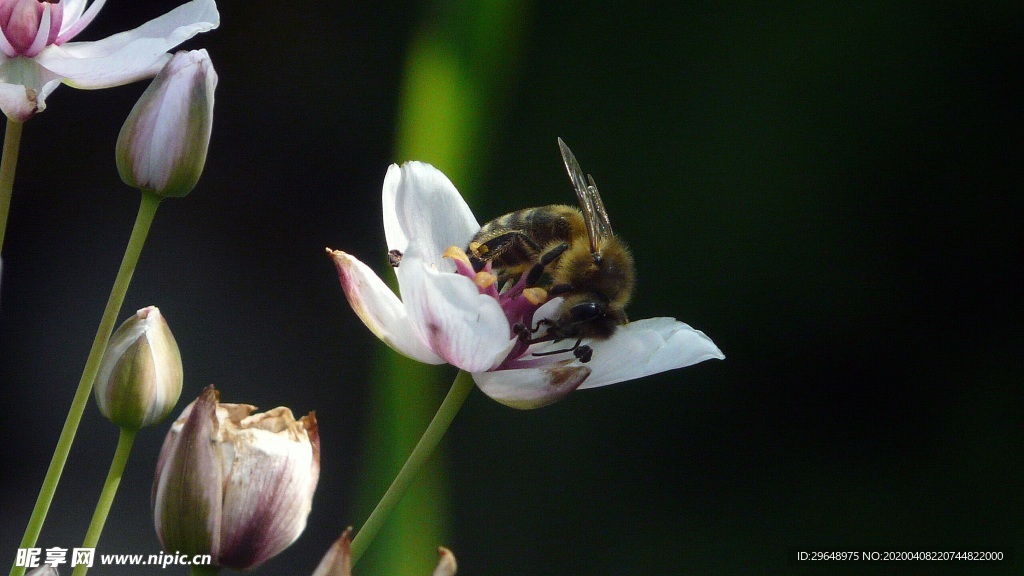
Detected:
left=471, top=205, right=577, bottom=268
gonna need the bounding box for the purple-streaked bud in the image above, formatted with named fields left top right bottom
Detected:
left=93, top=306, right=183, bottom=430
left=116, top=49, right=216, bottom=198
left=153, top=385, right=320, bottom=571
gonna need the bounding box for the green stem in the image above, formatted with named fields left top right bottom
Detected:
left=10, top=192, right=162, bottom=576
left=350, top=370, right=475, bottom=565
left=0, top=118, right=24, bottom=255
left=189, top=566, right=220, bottom=576
left=71, top=428, right=137, bottom=576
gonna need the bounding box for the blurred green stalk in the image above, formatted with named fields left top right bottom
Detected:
left=354, top=1, right=527, bottom=573
left=0, top=119, right=24, bottom=256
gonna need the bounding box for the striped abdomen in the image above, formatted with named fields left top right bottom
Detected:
left=469, top=204, right=586, bottom=271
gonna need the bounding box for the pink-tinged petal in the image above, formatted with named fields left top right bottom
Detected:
left=152, top=385, right=224, bottom=562
left=397, top=242, right=512, bottom=372
left=381, top=164, right=407, bottom=254
left=0, top=29, right=17, bottom=58
left=55, top=0, right=107, bottom=43
left=34, top=0, right=219, bottom=88
left=59, top=0, right=89, bottom=35
left=474, top=364, right=591, bottom=409
left=0, top=81, right=39, bottom=121
left=391, top=162, right=479, bottom=267
left=0, top=55, right=63, bottom=119
left=311, top=527, right=352, bottom=576
left=22, top=2, right=52, bottom=58
left=218, top=408, right=319, bottom=570
left=433, top=548, right=458, bottom=576
left=578, top=318, right=724, bottom=390
left=328, top=249, right=445, bottom=365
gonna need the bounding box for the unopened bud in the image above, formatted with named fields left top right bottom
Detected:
left=94, top=306, right=183, bottom=430
left=154, top=386, right=320, bottom=571
left=116, top=49, right=217, bottom=198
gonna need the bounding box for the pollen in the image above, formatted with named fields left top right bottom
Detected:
left=523, top=287, right=548, bottom=305
left=475, top=271, right=497, bottom=289
left=443, top=245, right=471, bottom=266
left=468, top=241, right=488, bottom=256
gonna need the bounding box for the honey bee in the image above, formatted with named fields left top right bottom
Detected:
left=467, top=138, right=635, bottom=362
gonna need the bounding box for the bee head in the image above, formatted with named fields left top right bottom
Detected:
left=555, top=293, right=627, bottom=340
left=591, top=236, right=634, bottom=306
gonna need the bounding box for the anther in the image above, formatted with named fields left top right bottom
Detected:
left=475, top=271, right=497, bottom=289
left=443, top=245, right=472, bottom=266
left=523, top=287, right=548, bottom=305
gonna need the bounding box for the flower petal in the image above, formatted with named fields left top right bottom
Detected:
left=218, top=409, right=319, bottom=570
left=381, top=164, right=407, bottom=254
left=397, top=241, right=512, bottom=372
left=474, top=364, right=591, bottom=409
left=0, top=57, right=62, bottom=120
left=433, top=547, right=458, bottom=576
left=152, top=385, right=224, bottom=562
left=311, top=527, right=352, bottom=576
left=328, top=249, right=445, bottom=365
left=390, top=161, right=479, bottom=267
left=34, top=0, right=219, bottom=88
left=578, top=317, right=724, bottom=389
left=0, top=81, right=39, bottom=121
left=59, top=0, right=89, bottom=34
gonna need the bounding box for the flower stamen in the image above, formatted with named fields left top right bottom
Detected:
left=56, top=0, right=107, bottom=44
left=523, top=287, right=547, bottom=305
left=474, top=271, right=497, bottom=289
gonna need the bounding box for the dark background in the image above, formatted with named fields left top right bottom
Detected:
left=2, top=1, right=1022, bottom=574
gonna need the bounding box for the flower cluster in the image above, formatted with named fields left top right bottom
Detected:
left=0, top=0, right=219, bottom=121
left=330, top=162, right=723, bottom=409
left=5, top=1, right=725, bottom=571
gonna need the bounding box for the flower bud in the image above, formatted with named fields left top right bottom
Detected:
left=116, top=49, right=217, bottom=198
left=153, top=385, right=320, bottom=571
left=94, top=306, right=183, bottom=430
left=311, top=528, right=457, bottom=576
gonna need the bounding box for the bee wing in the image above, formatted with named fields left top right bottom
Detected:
left=558, top=138, right=613, bottom=254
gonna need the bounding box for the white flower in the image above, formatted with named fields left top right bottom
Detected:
left=0, top=0, right=219, bottom=121
left=329, top=162, right=724, bottom=409
left=153, top=385, right=320, bottom=571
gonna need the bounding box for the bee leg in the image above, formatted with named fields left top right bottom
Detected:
left=525, top=242, right=570, bottom=286
left=531, top=318, right=553, bottom=333
left=514, top=318, right=551, bottom=342
left=469, top=232, right=544, bottom=272
left=529, top=337, right=593, bottom=363
left=512, top=323, right=532, bottom=341
left=573, top=345, right=593, bottom=363
left=548, top=283, right=573, bottom=296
